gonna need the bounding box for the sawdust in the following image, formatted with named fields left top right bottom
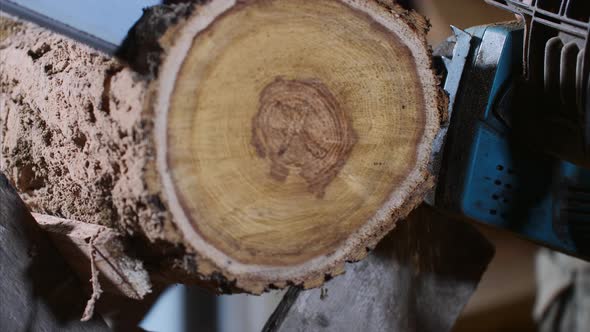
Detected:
left=0, top=17, right=169, bottom=241
left=0, top=15, right=23, bottom=43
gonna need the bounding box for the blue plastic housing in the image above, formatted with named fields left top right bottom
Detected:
left=438, top=24, right=590, bottom=258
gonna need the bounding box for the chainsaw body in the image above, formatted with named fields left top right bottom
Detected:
left=435, top=20, right=590, bottom=259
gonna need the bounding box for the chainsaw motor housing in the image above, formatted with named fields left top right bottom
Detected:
left=486, top=0, right=590, bottom=166
left=435, top=22, right=590, bottom=259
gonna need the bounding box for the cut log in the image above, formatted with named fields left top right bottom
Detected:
left=0, top=0, right=444, bottom=293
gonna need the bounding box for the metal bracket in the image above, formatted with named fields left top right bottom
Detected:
left=426, top=26, right=473, bottom=205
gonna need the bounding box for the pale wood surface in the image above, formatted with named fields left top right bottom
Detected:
left=165, top=0, right=435, bottom=265
left=150, top=0, right=444, bottom=293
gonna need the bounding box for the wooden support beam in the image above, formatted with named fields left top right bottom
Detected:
left=264, top=204, right=495, bottom=332
left=32, top=213, right=152, bottom=300
left=0, top=172, right=109, bottom=330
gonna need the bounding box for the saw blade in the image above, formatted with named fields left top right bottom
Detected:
left=0, top=0, right=160, bottom=54
left=425, top=26, right=473, bottom=205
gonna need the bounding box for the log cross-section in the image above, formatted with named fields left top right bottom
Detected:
left=1, top=0, right=444, bottom=293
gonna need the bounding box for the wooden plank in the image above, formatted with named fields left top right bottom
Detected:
left=0, top=172, right=109, bottom=331
left=33, top=213, right=152, bottom=300
left=263, top=204, right=495, bottom=332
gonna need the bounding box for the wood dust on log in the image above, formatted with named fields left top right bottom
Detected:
left=0, top=17, right=181, bottom=244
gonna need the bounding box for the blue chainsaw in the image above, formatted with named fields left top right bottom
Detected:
left=430, top=0, right=590, bottom=259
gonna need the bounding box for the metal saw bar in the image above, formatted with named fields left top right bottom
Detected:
left=0, top=0, right=159, bottom=54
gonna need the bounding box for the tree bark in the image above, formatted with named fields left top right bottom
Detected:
left=0, top=0, right=445, bottom=293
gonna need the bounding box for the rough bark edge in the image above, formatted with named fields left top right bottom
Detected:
left=116, top=3, right=197, bottom=79
left=147, top=0, right=446, bottom=293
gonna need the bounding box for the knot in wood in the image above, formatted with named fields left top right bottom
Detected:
left=252, top=77, right=357, bottom=197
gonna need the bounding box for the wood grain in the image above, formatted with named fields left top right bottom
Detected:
left=154, top=0, right=443, bottom=292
